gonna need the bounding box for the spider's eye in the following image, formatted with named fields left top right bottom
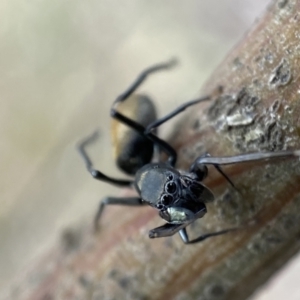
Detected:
left=167, top=173, right=174, bottom=180
left=156, top=203, right=164, bottom=210
left=165, top=181, right=177, bottom=194
left=185, top=179, right=192, bottom=186
left=161, top=194, right=173, bottom=206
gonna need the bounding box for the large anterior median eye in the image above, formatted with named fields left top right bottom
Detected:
left=161, top=194, right=173, bottom=205
left=165, top=181, right=177, bottom=194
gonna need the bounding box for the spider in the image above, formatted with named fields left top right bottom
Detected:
left=78, top=59, right=300, bottom=244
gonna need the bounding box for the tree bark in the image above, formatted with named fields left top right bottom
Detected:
left=9, top=0, right=300, bottom=299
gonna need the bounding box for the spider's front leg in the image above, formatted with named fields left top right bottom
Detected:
left=149, top=205, right=239, bottom=244
left=148, top=222, right=188, bottom=239
left=179, top=227, right=239, bottom=244
left=149, top=222, right=239, bottom=244
left=148, top=207, right=201, bottom=240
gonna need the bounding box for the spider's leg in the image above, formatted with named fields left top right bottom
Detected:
left=179, top=227, right=239, bottom=244
left=111, top=59, right=179, bottom=166
left=145, top=96, right=210, bottom=133
left=94, top=197, right=146, bottom=230
left=77, top=131, right=132, bottom=186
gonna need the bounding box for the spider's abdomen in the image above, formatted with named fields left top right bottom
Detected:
left=111, top=94, right=157, bottom=175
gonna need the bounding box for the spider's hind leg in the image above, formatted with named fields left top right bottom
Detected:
left=77, top=130, right=132, bottom=187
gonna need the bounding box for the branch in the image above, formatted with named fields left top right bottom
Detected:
left=8, top=1, right=300, bottom=299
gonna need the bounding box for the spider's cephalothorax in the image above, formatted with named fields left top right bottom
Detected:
left=78, top=59, right=300, bottom=244
left=134, top=163, right=213, bottom=225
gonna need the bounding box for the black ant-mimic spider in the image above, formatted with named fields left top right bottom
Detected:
left=78, top=59, right=300, bottom=244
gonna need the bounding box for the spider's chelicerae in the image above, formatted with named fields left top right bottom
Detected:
left=78, top=59, right=300, bottom=244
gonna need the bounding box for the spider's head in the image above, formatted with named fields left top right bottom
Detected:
left=134, top=163, right=213, bottom=224
left=134, top=163, right=180, bottom=207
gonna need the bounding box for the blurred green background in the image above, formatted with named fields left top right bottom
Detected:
left=2, top=1, right=299, bottom=299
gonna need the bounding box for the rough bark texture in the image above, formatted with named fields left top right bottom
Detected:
left=7, top=0, right=300, bottom=299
